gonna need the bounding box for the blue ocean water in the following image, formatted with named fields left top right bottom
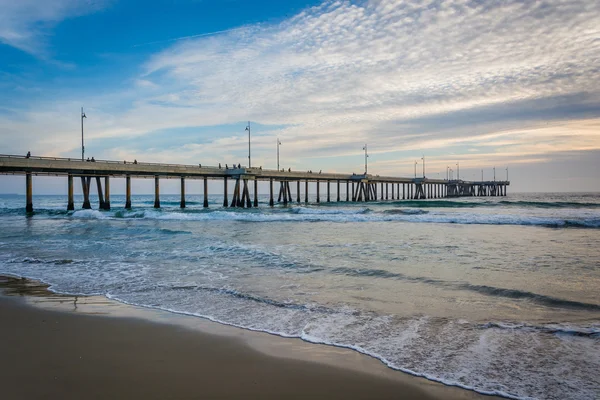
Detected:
left=0, top=192, right=599, bottom=399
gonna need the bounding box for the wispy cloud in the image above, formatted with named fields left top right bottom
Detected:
left=1, top=0, right=599, bottom=187
left=0, top=0, right=108, bottom=57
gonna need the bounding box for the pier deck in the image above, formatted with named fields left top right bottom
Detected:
left=0, top=154, right=510, bottom=211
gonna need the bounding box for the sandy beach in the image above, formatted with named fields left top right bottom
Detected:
left=0, top=276, right=496, bottom=400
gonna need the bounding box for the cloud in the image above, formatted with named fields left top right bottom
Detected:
left=0, top=0, right=108, bottom=56
left=1, top=0, right=599, bottom=187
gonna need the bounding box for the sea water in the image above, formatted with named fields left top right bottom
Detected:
left=0, top=192, right=598, bottom=399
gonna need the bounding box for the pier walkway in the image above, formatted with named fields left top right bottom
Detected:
left=0, top=155, right=509, bottom=212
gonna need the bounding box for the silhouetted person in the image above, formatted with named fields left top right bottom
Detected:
left=225, top=164, right=228, bottom=169
left=134, top=159, right=137, bottom=164
left=91, top=157, right=95, bottom=162
left=199, top=163, right=201, bottom=168
left=26, top=151, right=31, bottom=158
left=219, top=163, right=222, bottom=169
left=87, top=157, right=90, bottom=162
left=238, top=163, right=241, bottom=169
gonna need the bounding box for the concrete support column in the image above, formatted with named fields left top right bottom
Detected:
left=346, top=181, right=349, bottom=201
left=386, top=183, right=389, bottom=200
left=180, top=177, right=186, bottom=208
left=96, top=177, right=105, bottom=210
left=337, top=180, right=340, bottom=202
left=67, top=175, right=74, bottom=211
left=203, top=177, right=209, bottom=208
left=269, top=179, right=274, bottom=207
left=296, top=181, right=300, bottom=203
left=254, top=180, right=259, bottom=207
left=327, top=181, right=330, bottom=202
left=25, top=173, right=33, bottom=213
left=223, top=177, right=228, bottom=207
left=304, top=180, right=309, bottom=203
left=125, top=176, right=131, bottom=209
left=81, top=177, right=92, bottom=209
left=391, top=183, right=394, bottom=200
left=316, top=180, right=320, bottom=203
left=153, top=176, right=160, bottom=208
left=104, top=176, right=111, bottom=210
left=351, top=182, right=355, bottom=201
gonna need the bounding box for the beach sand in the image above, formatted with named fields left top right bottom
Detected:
left=0, top=276, right=497, bottom=400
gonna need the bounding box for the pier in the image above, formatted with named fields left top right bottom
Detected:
left=0, top=155, right=509, bottom=212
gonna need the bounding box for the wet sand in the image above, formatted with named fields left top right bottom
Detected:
left=0, top=276, right=497, bottom=400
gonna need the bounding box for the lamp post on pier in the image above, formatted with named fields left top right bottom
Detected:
left=81, top=107, right=87, bottom=161
left=277, top=138, right=281, bottom=171
left=363, top=144, right=368, bottom=174
left=481, top=169, right=484, bottom=182
left=414, top=160, right=418, bottom=178
left=494, top=166, right=496, bottom=182
left=245, top=122, right=251, bottom=168
left=421, top=155, right=425, bottom=178
left=456, top=162, right=460, bottom=180
left=506, top=167, right=508, bottom=181
left=447, top=166, right=449, bottom=181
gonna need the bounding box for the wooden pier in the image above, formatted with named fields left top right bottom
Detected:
left=0, top=155, right=510, bottom=212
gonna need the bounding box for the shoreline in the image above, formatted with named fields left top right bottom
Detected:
left=0, top=275, right=498, bottom=400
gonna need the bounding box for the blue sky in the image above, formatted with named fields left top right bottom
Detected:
left=1, top=0, right=600, bottom=193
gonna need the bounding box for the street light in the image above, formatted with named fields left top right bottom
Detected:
left=81, top=107, right=87, bottom=161
left=493, top=166, right=496, bottom=181
left=421, top=155, right=425, bottom=178
left=363, top=144, right=368, bottom=174
left=456, top=162, right=460, bottom=180
left=414, top=160, right=418, bottom=178
left=446, top=166, right=449, bottom=181
left=277, top=138, right=281, bottom=171
left=506, top=167, right=508, bottom=181
left=245, top=122, right=251, bottom=168
left=481, top=169, right=484, bottom=182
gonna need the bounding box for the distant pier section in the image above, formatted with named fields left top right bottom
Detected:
left=0, top=155, right=509, bottom=212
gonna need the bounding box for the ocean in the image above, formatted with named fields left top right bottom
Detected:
left=0, top=192, right=598, bottom=400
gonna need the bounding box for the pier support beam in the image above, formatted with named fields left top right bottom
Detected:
left=154, top=176, right=160, bottom=208
left=67, top=175, right=74, bottom=211
left=346, top=181, right=349, bottom=202
left=203, top=177, right=209, bottom=208
left=337, top=180, right=340, bottom=202
left=244, top=179, right=252, bottom=208
left=327, top=181, right=330, bottom=202
left=125, top=176, right=131, bottom=209
left=180, top=177, right=186, bottom=208
left=25, top=173, right=33, bottom=213
left=104, top=176, right=111, bottom=210
left=223, top=177, right=228, bottom=207
left=297, top=181, right=301, bottom=203
left=304, top=180, right=308, bottom=203
left=351, top=182, right=355, bottom=201
left=81, top=177, right=91, bottom=209
left=316, top=180, right=320, bottom=203
left=254, top=180, right=259, bottom=207
left=269, top=179, right=274, bottom=207
left=95, top=177, right=105, bottom=210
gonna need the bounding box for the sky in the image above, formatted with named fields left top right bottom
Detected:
left=1, top=0, right=599, bottom=194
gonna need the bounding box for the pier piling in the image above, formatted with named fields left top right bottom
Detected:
left=25, top=173, right=33, bottom=213
left=104, top=176, right=110, bottom=210
left=154, top=176, right=160, bottom=208
left=180, top=177, right=185, bottom=208
left=67, top=175, right=74, bottom=211
left=203, top=177, right=208, bottom=208
left=125, top=175, right=131, bottom=209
